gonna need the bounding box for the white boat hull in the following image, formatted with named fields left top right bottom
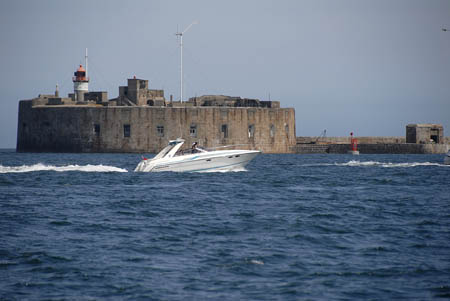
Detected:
left=135, top=150, right=260, bottom=172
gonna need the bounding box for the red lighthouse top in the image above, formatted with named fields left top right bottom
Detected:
left=73, top=64, right=89, bottom=82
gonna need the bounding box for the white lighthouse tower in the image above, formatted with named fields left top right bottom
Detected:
left=72, top=49, right=89, bottom=101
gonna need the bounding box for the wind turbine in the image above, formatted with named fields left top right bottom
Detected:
left=175, top=21, right=198, bottom=102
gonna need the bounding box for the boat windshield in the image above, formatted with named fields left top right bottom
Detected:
left=151, top=139, right=211, bottom=159
left=152, top=139, right=185, bottom=160
left=174, top=146, right=207, bottom=156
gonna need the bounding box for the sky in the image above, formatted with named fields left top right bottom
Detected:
left=1, top=0, right=449, bottom=148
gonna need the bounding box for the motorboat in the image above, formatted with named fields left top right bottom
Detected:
left=134, top=138, right=261, bottom=172
left=444, top=150, right=450, bottom=165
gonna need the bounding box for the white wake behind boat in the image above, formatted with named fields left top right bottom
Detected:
left=444, top=150, right=450, bottom=165
left=134, top=138, right=261, bottom=172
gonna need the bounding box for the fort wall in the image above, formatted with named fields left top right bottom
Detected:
left=17, top=101, right=296, bottom=153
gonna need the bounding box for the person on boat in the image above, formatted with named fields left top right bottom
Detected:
left=191, top=142, right=198, bottom=153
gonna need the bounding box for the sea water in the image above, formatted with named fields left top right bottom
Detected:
left=0, top=150, right=449, bottom=300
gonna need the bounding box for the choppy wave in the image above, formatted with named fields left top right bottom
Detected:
left=1, top=152, right=449, bottom=300
left=0, top=163, right=128, bottom=173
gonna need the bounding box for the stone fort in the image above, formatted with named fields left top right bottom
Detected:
left=17, top=65, right=448, bottom=154
left=17, top=74, right=297, bottom=153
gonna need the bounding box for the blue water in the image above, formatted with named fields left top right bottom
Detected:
left=1, top=150, right=449, bottom=300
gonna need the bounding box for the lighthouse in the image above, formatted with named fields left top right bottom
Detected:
left=73, top=64, right=89, bottom=101
left=72, top=49, right=89, bottom=101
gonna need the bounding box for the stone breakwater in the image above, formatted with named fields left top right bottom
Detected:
left=293, top=142, right=449, bottom=154
left=296, top=136, right=407, bottom=144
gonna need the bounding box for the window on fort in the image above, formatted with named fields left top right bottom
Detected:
left=248, top=124, right=255, bottom=138
left=94, top=124, right=100, bottom=135
left=123, top=124, right=131, bottom=138
left=190, top=125, right=197, bottom=137
left=285, top=124, right=289, bottom=135
left=157, top=125, right=164, bottom=137
left=270, top=124, right=275, bottom=138
left=221, top=124, right=228, bottom=138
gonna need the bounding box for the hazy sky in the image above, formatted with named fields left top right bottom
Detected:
left=1, top=0, right=449, bottom=148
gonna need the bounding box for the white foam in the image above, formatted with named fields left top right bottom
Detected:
left=249, top=259, right=264, bottom=265
left=338, top=160, right=379, bottom=167
left=335, top=160, right=447, bottom=168
left=0, top=163, right=128, bottom=173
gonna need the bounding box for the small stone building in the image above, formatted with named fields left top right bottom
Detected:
left=110, top=78, right=165, bottom=106
left=406, top=124, right=444, bottom=144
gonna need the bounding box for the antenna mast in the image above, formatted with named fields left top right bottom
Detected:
left=85, top=48, right=88, bottom=79
left=175, top=21, right=197, bottom=103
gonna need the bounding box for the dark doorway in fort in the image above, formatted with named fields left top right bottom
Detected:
left=430, top=129, right=440, bottom=143
left=94, top=124, right=100, bottom=136
left=221, top=124, right=228, bottom=138
left=248, top=124, right=255, bottom=138
left=190, top=125, right=197, bottom=137
left=123, top=124, right=131, bottom=138
left=157, top=125, right=164, bottom=137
